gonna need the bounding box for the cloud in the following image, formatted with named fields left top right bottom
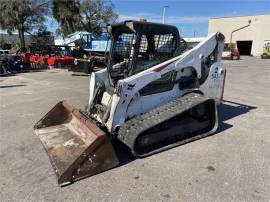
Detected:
left=118, top=12, right=210, bottom=24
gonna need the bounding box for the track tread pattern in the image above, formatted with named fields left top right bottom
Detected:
left=118, top=93, right=216, bottom=157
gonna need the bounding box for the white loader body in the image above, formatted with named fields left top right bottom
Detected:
left=88, top=32, right=225, bottom=133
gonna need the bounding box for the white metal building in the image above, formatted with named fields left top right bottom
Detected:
left=184, top=37, right=206, bottom=50
left=208, top=14, right=270, bottom=56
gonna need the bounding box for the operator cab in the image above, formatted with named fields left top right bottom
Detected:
left=106, top=20, right=183, bottom=86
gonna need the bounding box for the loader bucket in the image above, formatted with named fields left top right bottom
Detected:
left=34, top=101, right=119, bottom=186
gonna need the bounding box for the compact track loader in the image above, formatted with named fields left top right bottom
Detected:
left=34, top=20, right=226, bottom=186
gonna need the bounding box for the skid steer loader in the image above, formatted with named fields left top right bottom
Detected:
left=34, top=20, right=226, bottom=186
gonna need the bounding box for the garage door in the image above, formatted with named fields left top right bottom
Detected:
left=237, top=41, right=252, bottom=55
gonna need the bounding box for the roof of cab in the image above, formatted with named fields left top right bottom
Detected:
left=107, top=20, right=179, bottom=36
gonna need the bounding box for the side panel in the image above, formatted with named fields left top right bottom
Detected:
left=126, top=85, right=181, bottom=119
left=200, top=62, right=226, bottom=103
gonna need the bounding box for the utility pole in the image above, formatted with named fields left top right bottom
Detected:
left=162, top=6, right=168, bottom=24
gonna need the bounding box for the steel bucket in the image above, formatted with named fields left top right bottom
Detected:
left=34, top=101, right=119, bottom=186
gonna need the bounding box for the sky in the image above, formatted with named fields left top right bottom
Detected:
left=111, top=0, right=270, bottom=37
left=1, top=0, right=270, bottom=38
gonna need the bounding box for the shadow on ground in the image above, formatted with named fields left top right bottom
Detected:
left=0, top=84, right=26, bottom=88
left=0, top=69, right=58, bottom=77
left=217, top=100, right=257, bottom=133
left=113, top=100, right=257, bottom=166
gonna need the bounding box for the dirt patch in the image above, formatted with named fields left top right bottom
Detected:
left=162, top=194, right=170, bottom=198
left=207, top=166, right=216, bottom=172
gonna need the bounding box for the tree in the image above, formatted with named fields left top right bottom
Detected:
left=79, top=0, right=118, bottom=35
left=52, top=0, right=81, bottom=36
left=11, top=42, right=20, bottom=51
left=52, top=0, right=118, bottom=36
left=0, top=35, right=5, bottom=49
left=0, top=0, right=49, bottom=48
left=32, top=28, right=54, bottom=45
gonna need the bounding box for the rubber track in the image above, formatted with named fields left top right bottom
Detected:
left=117, top=93, right=218, bottom=157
